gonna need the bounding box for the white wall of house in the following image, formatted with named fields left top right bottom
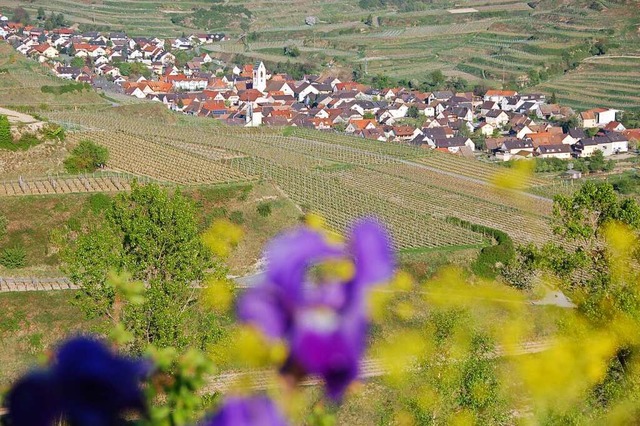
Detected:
left=538, top=152, right=571, bottom=159
left=597, top=110, right=617, bottom=126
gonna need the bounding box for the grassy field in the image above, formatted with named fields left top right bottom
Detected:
left=0, top=45, right=108, bottom=110
left=0, top=291, right=101, bottom=383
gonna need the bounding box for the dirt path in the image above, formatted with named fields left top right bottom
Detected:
left=582, top=55, right=640, bottom=62
left=0, top=107, right=41, bottom=124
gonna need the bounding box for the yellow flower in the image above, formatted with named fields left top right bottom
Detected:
left=201, top=277, right=234, bottom=313
left=490, top=160, right=534, bottom=192
left=202, top=219, right=243, bottom=258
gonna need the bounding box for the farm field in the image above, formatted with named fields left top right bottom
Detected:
left=45, top=104, right=556, bottom=250
left=535, top=56, right=640, bottom=111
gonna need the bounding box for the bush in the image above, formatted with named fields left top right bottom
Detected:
left=256, top=202, right=272, bottom=217
left=0, top=115, right=12, bottom=148
left=283, top=45, right=300, bottom=58
left=0, top=246, right=27, bottom=269
left=0, top=214, right=7, bottom=242
left=15, top=133, right=42, bottom=150
left=229, top=210, right=245, bottom=225
left=43, top=123, right=66, bottom=141
left=41, top=82, right=90, bottom=95
left=64, top=140, right=109, bottom=173
left=447, top=217, right=515, bottom=279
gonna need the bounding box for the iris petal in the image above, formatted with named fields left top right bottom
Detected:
left=266, top=227, right=342, bottom=294
left=349, top=218, right=394, bottom=288
left=204, top=395, right=288, bottom=426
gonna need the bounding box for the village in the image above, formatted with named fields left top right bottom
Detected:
left=1, top=13, right=638, bottom=165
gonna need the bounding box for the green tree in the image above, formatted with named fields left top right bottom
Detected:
left=0, top=115, right=13, bottom=149
left=11, top=7, right=30, bottom=24
left=63, top=183, right=223, bottom=352
left=406, top=105, right=420, bottom=119
left=429, top=70, right=445, bottom=88
left=552, top=181, right=640, bottom=244
left=37, top=7, right=46, bottom=20
left=283, top=45, right=300, bottom=58
left=587, top=149, right=606, bottom=172
left=70, top=56, right=85, bottom=68
left=503, top=181, right=640, bottom=418
left=64, top=139, right=109, bottom=173
left=550, top=91, right=557, bottom=104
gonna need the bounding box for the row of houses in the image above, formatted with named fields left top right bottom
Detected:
left=1, top=18, right=637, bottom=162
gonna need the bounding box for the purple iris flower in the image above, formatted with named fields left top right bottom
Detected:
left=238, top=218, right=394, bottom=400
left=203, top=395, right=288, bottom=426
left=6, top=336, right=150, bottom=426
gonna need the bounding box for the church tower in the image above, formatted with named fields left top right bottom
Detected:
left=252, top=61, right=267, bottom=93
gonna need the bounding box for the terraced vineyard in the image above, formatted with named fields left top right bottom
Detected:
left=535, top=56, right=640, bottom=111
left=0, top=173, right=140, bottom=196
left=2, top=0, right=638, bottom=87
left=46, top=107, right=555, bottom=250
left=65, top=130, right=248, bottom=185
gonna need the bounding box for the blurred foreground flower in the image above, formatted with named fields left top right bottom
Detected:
left=6, top=336, right=150, bottom=426
left=238, top=218, right=394, bottom=399
left=203, top=395, right=288, bottom=426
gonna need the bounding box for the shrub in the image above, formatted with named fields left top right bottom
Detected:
left=0, top=115, right=12, bottom=148
left=43, top=123, right=66, bottom=141
left=283, top=45, right=300, bottom=58
left=0, top=214, right=7, bottom=242
left=256, top=202, right=272, bottom=217
left=64, top=140, right=109, bottom=173
left=41, top=82, right=90, bottom=95
left=446, top=217, right=515, bottom=279
left=15, top=133, right=42, bottom=150
left=229, top=210, right=245, bottom=225
left=0, top=245, right=27, bottom=269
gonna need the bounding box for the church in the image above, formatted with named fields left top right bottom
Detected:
left=252, top=61, right=267, bottom=93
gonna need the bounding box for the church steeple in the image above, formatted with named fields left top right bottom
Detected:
left=252, top=61, right=266, bottom=92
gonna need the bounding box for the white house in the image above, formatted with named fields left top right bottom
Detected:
left=484, top=90, right=518, bottom=103
left=500, top=139, right=535, bottom=155
left=173, top=79, right=208, bottom=91
left=485, top=110, right=510, bottom=127
left=478, top=122, right=495, bottom=137
left=94, top=56, right=109, bottom=66
left=575, top=133, right=628, bottom=157
left=594, top=108, right=618, bottom=126
left=536, top=144, right=572, bottom=159
left=580, top=110, right=598, bottom=128
left=172, top=38, right=192, bottom=50
left=433, top=137, right=475, bottom=153
left=32, top=43, right=59, bottom=58
left=296, top=82, right=320, bottom=102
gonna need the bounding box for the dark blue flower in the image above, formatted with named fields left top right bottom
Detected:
left=238, top=218, right=394, bottom=399
left=6, top=336, right=150, bottom=426
left=203, top=395, right=288, bottom=426
left=5, top=371, right=59, bottom=426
